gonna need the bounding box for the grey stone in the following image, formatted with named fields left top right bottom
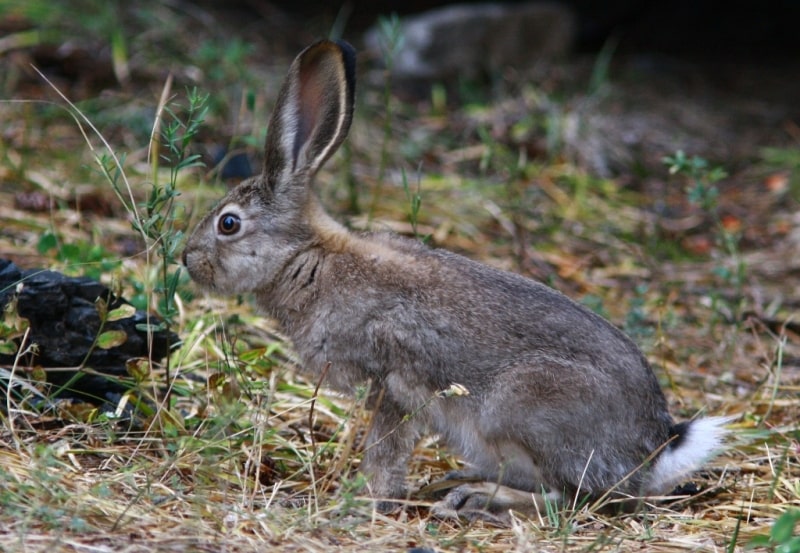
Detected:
left=365, top=2, right=575, bottom=86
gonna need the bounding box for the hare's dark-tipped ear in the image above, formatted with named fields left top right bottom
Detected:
left=263, top=39, right=356, bottom=190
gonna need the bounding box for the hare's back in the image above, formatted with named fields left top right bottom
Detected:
left=420, top=241, right=642, bottom=354
left=365, top=232, right=659, bottom=383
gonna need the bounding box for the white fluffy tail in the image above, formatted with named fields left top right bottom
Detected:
left=645, top=416, right=735, bottom=495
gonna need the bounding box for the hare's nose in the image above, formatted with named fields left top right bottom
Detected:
left=181, top=250, right=188, bottom=266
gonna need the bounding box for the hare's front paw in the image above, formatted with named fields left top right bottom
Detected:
left=361, top=399, right=419, bottom=512
left=365, top=478, right=408, bottom=514
left=431, top=482, right=561, bottom=526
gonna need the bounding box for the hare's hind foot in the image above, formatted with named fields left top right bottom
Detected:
left=430, top=482, right=562, bottom=525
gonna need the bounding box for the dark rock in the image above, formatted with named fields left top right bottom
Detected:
left=0, top=258, right=179, bottom=403
left=364, top=2, right=575, bottom=95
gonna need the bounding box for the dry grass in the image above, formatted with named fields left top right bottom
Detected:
left=1, top=3, right=799, bottom=552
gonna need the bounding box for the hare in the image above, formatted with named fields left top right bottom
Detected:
left=183, top=39, right=731, bottom=522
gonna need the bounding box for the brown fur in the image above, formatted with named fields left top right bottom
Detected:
left=183, top=40, right=730, bottom=521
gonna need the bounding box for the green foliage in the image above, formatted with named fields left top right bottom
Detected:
left=664, top=150, right=727, bottom=212
left=195, top=38, right=254, bottom=85
left=0, top=443, right=83, bottom=530
left=401, top=167, right=428, bottom=241
left=137, top=87, right=208, bottom=328
left=663, top=151, right=745, bottom=330
left=194, top=38, right=257, bottom=115
left=0, top=292, right=29, bottom=356
left=95, top=329, right=127, bottom=350
left=36, top=231, right=121, bottom=279
left=476, top=123, right=528, bottom=180
left=329, top=473, right=371, bottom=520
left=92, top=87, right=208, bottom=409
left=623, top=283, right=655, bottom=343
left=145, top=88, right=208, bottom=402
left=0, top=0, right=123, bottom=42
left=747, top=509, right=800, bottom=552
left=580, top=294, right=610, bottom=319
left=374, top=13, right=406, bottom=62
left=588, top=35, right=618, bottom=96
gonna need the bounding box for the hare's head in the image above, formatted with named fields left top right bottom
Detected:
left=183, top=40, right=355, bottom=295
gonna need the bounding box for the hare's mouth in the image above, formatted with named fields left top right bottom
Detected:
left=183, top=252, right=217, bottom=291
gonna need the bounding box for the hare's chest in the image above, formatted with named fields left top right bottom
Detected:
left=284, top=312, right=380, bottom=393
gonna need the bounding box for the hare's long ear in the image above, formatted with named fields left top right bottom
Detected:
left=263, top=39, right=355, bottom=191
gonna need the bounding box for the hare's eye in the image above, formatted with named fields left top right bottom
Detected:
left=218, top=213, right=241, bottom=235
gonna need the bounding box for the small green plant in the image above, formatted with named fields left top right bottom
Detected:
left=141, top=87, right=208, bottom=327
left=96, top=87, right=208, bottom=408
left=36, top=233, right=120, bottom=279
left=194, top=38, right=256, bottom=116
left=329, top=472, right=370, bottom=521
left=663, top=151, right=744, bottom=329
left=746, top=509, right=800, bottom=552
left=48, top=293, right=138, bottom=399
left=0, top=442, right=84, bottom=530
left=195, top=38, right=254, bottom=86
left=146, top=88, right=208, bottom=405
left=401, top=167, right=428, bottom=241
left=0, top=290, right=29, bottom=356
left=580, top=294, right=610, bottom=319
left=588, top=35, right=619, bottom=96
left=623, top=283, right=655, bottom=343
left=664, top=150, right=727, bottom=212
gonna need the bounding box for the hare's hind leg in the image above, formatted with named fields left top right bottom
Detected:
left=431, top=482, right=562, bottom=525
